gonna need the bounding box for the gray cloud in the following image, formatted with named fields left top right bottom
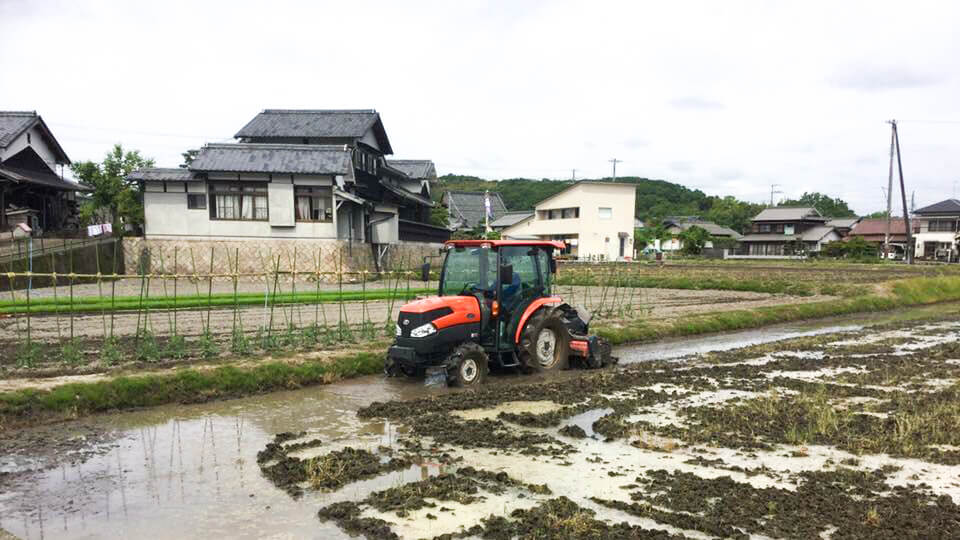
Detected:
left=828, top=65, right=946, bottom=92
left=669, top=97, right=725, bottom=110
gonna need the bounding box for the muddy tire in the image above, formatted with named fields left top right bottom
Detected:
left=447, top=342, right=488, bottom=387
left=519, top=309, right=570, bottom=372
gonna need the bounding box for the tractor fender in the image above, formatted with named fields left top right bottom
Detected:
left=513, top=296, right=564, bottom=344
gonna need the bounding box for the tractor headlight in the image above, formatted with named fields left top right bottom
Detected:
left=410, top=322, right=437, bottom=338
left=395, top=323, right=402, bottom=337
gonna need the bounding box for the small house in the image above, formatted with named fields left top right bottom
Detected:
left=912, top=199, right=960, bottom=261
left=500, top=181, right=636, bottom=260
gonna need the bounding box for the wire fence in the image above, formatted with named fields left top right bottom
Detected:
left=0, top=247, right=648, bottom=368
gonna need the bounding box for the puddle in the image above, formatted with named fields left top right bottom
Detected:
left=559, top=408, right=613, bottom=439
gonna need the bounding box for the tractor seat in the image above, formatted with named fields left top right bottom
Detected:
left=501, top=272, right=522, bottom=306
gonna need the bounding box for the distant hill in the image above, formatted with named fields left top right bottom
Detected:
left=434, top=174, right=713, bottom=221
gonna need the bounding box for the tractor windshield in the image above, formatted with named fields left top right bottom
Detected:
left=440, top=247, right=497, bottom=296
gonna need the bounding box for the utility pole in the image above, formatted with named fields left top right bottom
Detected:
left=770, top=184, right=783, bottom=207
left=572, top=169, right=577, bottom=181
left=609, top=159, right=622, bottom=181
left=884, top=126, right=895, bottom=258
left=890, top=120, right=914, bottom=264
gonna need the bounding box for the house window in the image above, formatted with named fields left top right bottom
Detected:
left=758, top=224, right=771, bottom=233
left=209, top=182, right=268, bottom=221
left=561, top=207, right=579, bottom=219
left=784, top=224, right=794, bottom=235
left=187, top=194, right=206, bottom=209
left=598, top=207, right=612, bottom=220
left=928, top=219, right=957, bottom=232
left=295, top=186, right=333, bottom=222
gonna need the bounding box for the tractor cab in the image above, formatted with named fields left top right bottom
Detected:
left=436, top=240, right=558, bottom=351
left=387, top=239, right=614, bottom=386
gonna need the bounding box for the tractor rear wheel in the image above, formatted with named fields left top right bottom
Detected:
left=447, top=342, right=488, bottom=387
left=520, top=309, right=570, bottom=372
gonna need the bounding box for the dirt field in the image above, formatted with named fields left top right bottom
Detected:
left=0, top=286, right=827, bottom=344
left=259, top=317, right=960, bottom=538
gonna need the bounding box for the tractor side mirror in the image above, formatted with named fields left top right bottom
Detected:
left=549, top=258, right=557, bottom=274
left=420, top=262, right=431, bottom=282
left=499, top=264, right=513, bottom=286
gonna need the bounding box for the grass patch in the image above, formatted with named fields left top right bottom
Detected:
left=557, top=272, right=818, bottom=296
left=0, top=288, right=433, bottom=315
left=0, top=350, right=384, bottom=428
left=594, top=275, right=960, bottom=346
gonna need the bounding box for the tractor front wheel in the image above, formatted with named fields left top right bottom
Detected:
left=520, top=309, right=570, bottom=372
left=447, top=342, right=488, bottom=387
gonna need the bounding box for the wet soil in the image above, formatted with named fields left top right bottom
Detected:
left=4, top=308, right=960, bottom=539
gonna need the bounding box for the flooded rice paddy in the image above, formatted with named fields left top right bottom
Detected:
left=3, top=310, right=960, bottom=538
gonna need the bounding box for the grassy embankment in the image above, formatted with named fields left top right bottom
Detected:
left=2, top=274, right=960, bottom=427
left=594, top=275, right=960, bottom=344
left=0, top=288, right=433, bottom=315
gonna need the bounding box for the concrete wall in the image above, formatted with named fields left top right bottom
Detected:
left=502, top=183, right=636, bottom=260
left=122, top=237, right=442, bottom=279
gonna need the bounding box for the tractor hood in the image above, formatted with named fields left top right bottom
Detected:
left=397, top=295, right=481, bottom=330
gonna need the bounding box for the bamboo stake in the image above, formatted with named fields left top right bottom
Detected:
left=49, top=249, right=61, bottom=342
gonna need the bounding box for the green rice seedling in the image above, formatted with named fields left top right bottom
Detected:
left=166, top=334, right=187, bottom=360
left=60, top=341, right=83, bottom=366
left=15, top=342, right=42, bottom=368
left=100, top=338, right=123, bottom=366
left=230, top=328, right=252, bottom=356
left=136, top=331, right=162, bottom=362
left=199, top=330, right=219, bottom=360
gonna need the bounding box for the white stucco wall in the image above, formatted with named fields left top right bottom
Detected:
left=502, top=183, right=636, bottom=260
left=144, top=176, right=342, bottom=240
left=0, top=124, right=64, bottom=173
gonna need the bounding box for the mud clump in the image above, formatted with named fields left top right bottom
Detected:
left=558, top=424, right=587, bottom=439
left=606, top=467, right=960, bottom=539
left=256, top=435, right=409, bottom=498
left=319, top=467, right=553, bottom=539
left=307, top=447, right=411, bottom=491
left=471, top=497, right=686, bottom=540
left=408, top=413, right=573, bottom=456
left=317, top=501, right=398, bottom=540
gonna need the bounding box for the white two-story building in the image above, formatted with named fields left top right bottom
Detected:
left=500, top=181, right=636, bottom=260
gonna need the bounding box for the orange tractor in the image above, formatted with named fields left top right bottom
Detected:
left=386, top=240, right=615, bottom=386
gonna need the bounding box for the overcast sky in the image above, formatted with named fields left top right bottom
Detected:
left=2, top=0, right=958, bottom=214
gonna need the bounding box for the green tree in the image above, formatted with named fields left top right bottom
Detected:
left=705, top=196, right=766, bottom=233
left=428, top=205, right=449, bottom=228
left=865, top=210, right=889, bottom=219
left=180, top=149, right=199, bottom=168
left=71, top=144, right=154, bottom=232
left=779, top=192, right=856, bottom=218
left=679, top=225, right=711, bottom=255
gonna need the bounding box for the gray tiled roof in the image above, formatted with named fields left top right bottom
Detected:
left=386, top=159, right=436, bottom=179
left=664, top=218, right=742, bottom=239
left=800, top=225, right=837, bottom=242
left=914, top=199, right=960, bottom=215
left=127, top=167, right=198, bottom=182
left=189, top=143, right=352, bottom=175
left=0, top=163, right=91, bottom=191
left=0, top=111, right=37, bottom=148
left=445, top=191, right=508, bottom=229
left=491, top=211, right=533, bottom=228
left=753, top=207, right=824, bottom=221
left=825, top=218, right=860, bottom=229
left=235, top=109, right=393, bottom=154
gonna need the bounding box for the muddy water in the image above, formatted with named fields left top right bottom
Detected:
left=0, top=377, right=444, bottom=540
left=2, top=303, right=958, bottom=539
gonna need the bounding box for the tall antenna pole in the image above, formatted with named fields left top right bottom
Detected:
left=572, top=169, right=577, bottom=181
left=609, top=159, right=622, bottom=181
left=891, top=120, right=914, bottom=264
left=885, top=125, right=895, bottom=257
left=770, top=184, right=783, bottom=207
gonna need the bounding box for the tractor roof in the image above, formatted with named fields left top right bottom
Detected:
left=445, top=239, right=565, bottom=249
